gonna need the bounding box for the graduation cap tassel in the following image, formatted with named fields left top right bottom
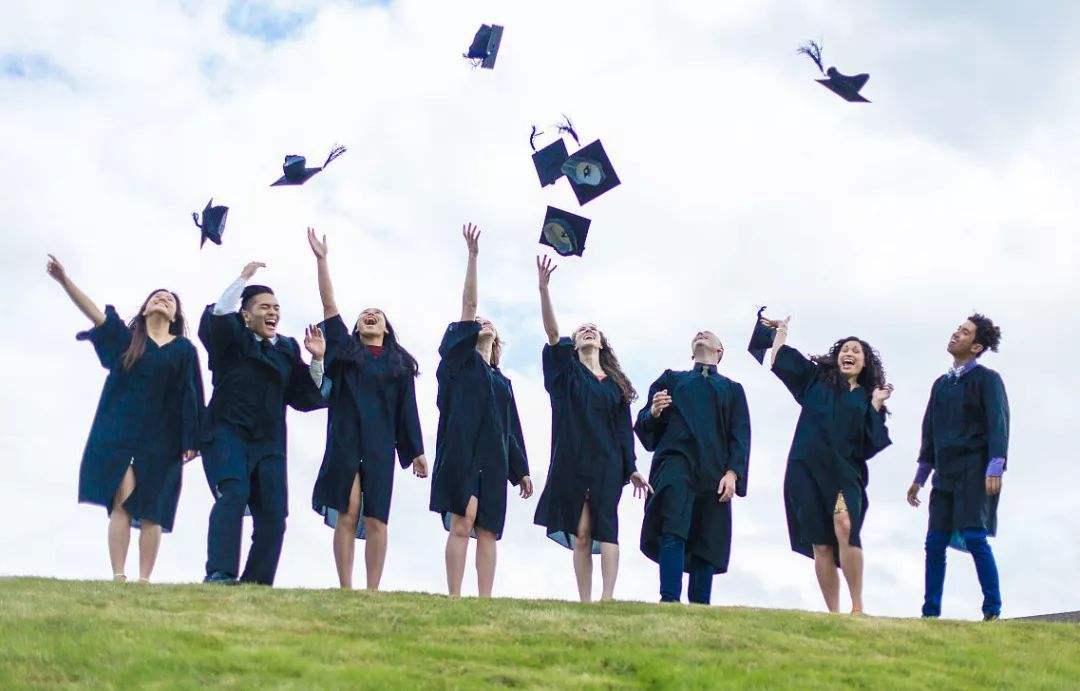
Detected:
left=556, top=115, right=580, bottom=146
left=529, top=125, right=542, bottom=152
left=323, top=145, right=347, bottom=168
left=191, top=211, right=203, bottom=229
left=797, top=40, right=825, bottom=74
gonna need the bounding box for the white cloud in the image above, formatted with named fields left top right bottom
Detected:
left=2, top=0, right=1077, bottom=620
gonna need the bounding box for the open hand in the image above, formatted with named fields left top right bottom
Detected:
left=463, top=223, right=480, bottom=257
left=412, top=455, right=429, bottom=478
left=241, top=261, right=266, bottom=280
left=650, top=389, right=671, bottom=418
left=519, top=476, right=534, bottom=499
left=536, top=255, right=557, bottom=289
left=761, top=315, right=790, bottom=332
left=304, top=324, right=325, bottom=360
left=717, top=471, right=737, bottom=502
left=630, top=471, right=653, bottom=499
left=906, top=482, right=922, bottom=507
left=307, top=227, right=327, bottom=259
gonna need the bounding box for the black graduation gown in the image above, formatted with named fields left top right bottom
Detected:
left=312, top=314, right=424, bottom=539
left=533, top=337, right=637, bottom=552
left=76, top=305, right=203, bottom=532
left=198, top=306, right=327, bottom=496
left=634, top=364, right=751, bottom=573
left=771, top=345, right=891, bottom=559
left=429, top=321, right=530, bottom=539
left=918, top=365, right=1010, bottom=538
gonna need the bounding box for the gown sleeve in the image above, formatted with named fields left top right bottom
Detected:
left=981, top=370, right=1010, bottom=468
left=506, top=381, right=530, bottom=485
left=179, top=342, right=205, bottom=453
left=198, top=304, right=246, bottom=369
left=75, top=305, right=131, bottom=371
left=285, top=337, right=329, bottom=412
left=916, top=382, right=938, bottom=469
left=542, top=337, right=576, bottom=397
left=394, top=373, right=424, bottom=468
left=862, top=402, right=892, bottom=461
left=633, top=371, right=672, bottom=452
left=618, top=401, right=638, bottom=484
left=726, top=381, right=752, bottom=497
left=318, top=314, right=351, bottom=374
left=437, top=321, right=481, bottom=376
left=770, top=345, right=818, bottom=404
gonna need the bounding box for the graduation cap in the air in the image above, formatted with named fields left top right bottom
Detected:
left=192, top=199, right=228, bottom=248
left=530, top=126, right=569, bottom=187
left=270, top=145, right=347, bottom=186
left=464, top=24, right=504, bottom=69
left=797, top=40, right=870, bottom=103
left=747, top=306, right=777, bottom=364
left=540, top=206, right=590, bottom=257
left=562, top=139, right=621, bottom=205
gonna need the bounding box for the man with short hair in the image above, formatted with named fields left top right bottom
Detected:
left=908, top=314, right=1010, bottom=620
left=200, top=261, right=329, bottom=585
left=635, top=331, right=751, bottom=604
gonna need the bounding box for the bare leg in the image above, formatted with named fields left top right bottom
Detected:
left=364, top=517, right=388, bottom=591
left=445, top=496, right=478, bottom=597
left=812, top=544, right=840, bottom=613
left=834, top=511, right=864, bottom=613
left=599, top=542, right=620, bottom=601
left=108, top=466, right=136, bottom=579
left=475, top=526, right=497, bottom=598
left=333, top=474, right=362, bottom=589
left=572, top=501, right=594, bottom=603
left=137, top=519, right=162, bottom=582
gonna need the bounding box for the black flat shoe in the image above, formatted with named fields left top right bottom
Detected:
left=983, top=613, right=1000, bottom=621
left=204, top=572, right=238, bottom=585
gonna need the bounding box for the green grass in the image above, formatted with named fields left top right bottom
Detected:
left=1, top=578, right=1077, bottom=689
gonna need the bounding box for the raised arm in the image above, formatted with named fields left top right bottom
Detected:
left=461, top=223, right=480, bottom=322
left=537, top=255, right=560, bottom=346
left=764, top=314, right=790, bottom=367
left=307, top=227, right=339, bottom=320
left=46, top=254, right=105, bottom=326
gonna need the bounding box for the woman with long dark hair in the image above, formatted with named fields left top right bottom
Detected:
left=533, top=255, right=652, bottom=602
left=46, top=254, right=202, bottom=583
left=762, top=313, right=893, bottom=614
left=430, top=224, right=533, bottom=597
left=307, top=228, right=426, bottom=590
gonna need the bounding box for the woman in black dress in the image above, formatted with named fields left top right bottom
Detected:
left=430, top=224, right=533, bottom=597
left=307, top=229, right=426, bottom=591
left=46, top=254, right=202, bottom=583
left=533, top=255, right=651, bottom=602
left=763, top=313, right=893, bottom=614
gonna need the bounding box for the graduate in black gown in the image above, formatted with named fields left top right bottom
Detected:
left=46, top=254, right=202, bottom=584
left=635, top=330, right=751, bottom=604
left=200, top=261, right=328, bottom=586
left=907, top=314, right=1009, bottom=620
left=307, top=228, right=427, bottom=591
left=430, top=224, right=534, bottom=597
left=533, top=256, right=652, bottom=602
left=762, top=313, right=893, bottom=614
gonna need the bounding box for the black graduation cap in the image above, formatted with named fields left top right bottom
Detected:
left=464, top=24, right=503, bottom=69
left=192, top=199, right=228, bottom=248
left=270, top=145, right=346, bottom=186
left=797, top=41, right=870, bottom=103
left=562, top=140, right=621, bottom=205
left=530, top=127, right=569, bottom=187
left=540, top=206, right=590, bottom=257
left=747, top=306, right=777, bottom=364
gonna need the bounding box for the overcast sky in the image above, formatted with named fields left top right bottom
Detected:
left=3, top=0, right=1078, bottom=620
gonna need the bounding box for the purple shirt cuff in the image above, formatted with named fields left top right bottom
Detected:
left=986, top=457, right=1006, bottom=477
left=913, top=463, right=932, bottom=485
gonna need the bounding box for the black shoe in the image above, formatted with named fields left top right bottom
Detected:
left=921, top=614, right=939, bottom=619
left=983, top=612, right=1000, bottom=621
left=204, top=571, right=238, bottom=585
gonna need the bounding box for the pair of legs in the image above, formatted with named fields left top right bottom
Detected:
left=108, top=466, right=161, bottom=582
left=445, top=496, right=498, bottom=597
left=205, top=458, right=287, bottom=585
left=658, top=534, right=714, bottom=604
left=922, top=528, right=1001, bottom=618
left=333, top=473, right=390, bottom=590
left=572, top=501, right=619, bottom=602
left=810, top=494, right=863, bottom=613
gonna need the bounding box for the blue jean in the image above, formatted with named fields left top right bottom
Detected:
left=659, top=533, right=715, bottom=604
left=922, top=528, right=1001, bottom=617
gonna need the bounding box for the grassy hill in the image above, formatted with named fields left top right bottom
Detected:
left=2, top=577, right=1078, bottom=689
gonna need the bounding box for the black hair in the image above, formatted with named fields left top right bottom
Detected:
left=122, top=289, right=186, bottom=371
left=346, top=311, right=419, bottom=378
left=968, top=313, right=1002, bottom=357
left=241, top=285, right=274, bottom=311
left=811, top=336, right=888, bottom=412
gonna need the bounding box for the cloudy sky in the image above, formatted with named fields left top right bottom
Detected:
left=3, top=0, right=1078, bottom=620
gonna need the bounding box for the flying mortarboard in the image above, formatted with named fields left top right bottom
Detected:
left=270, top=145, right=347, bottom=186
left=464, top=24, right=504, bottom=69
left=797, top=40, right=870, bottom=103
left=747, top=306, right=777, bottom=364
left=192, top=198, right=228, bottom=248
left=530, top=126, right=569, bottom=187
left=561, top=139, right=621, bottom=205
left=540, top=206, right=590, bottom=257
